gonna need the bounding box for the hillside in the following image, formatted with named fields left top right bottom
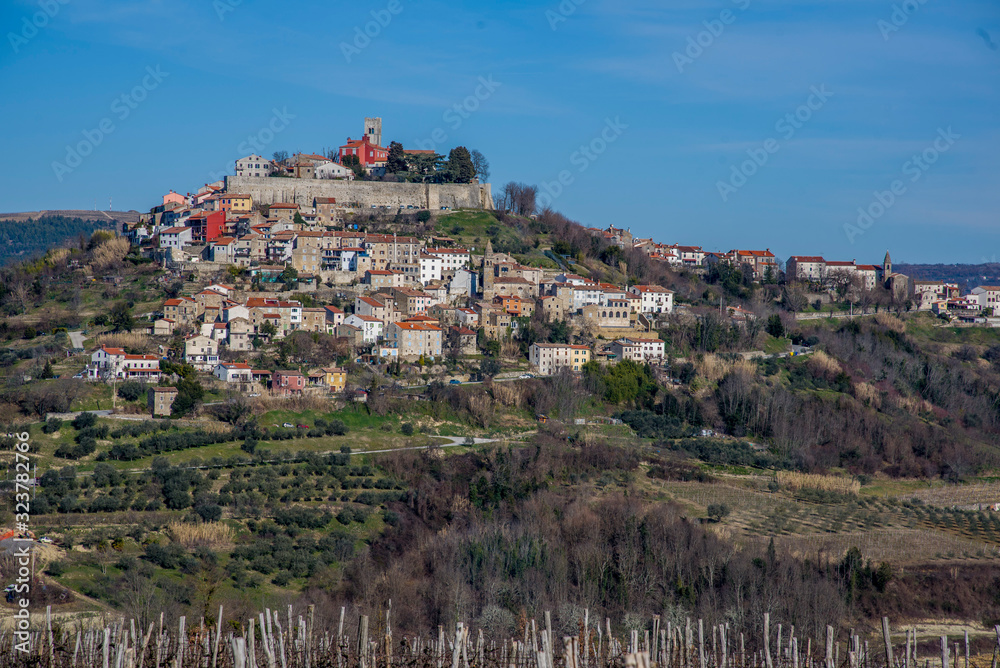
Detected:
left=0, top=214, right=123, bottom=266
left=895, top=262, right=1000, bottom=290
left=0, top=210, right=999, bottom=639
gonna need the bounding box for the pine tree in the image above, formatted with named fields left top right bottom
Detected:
left=445, top=146, right=475, bottom=183
left=386, top=141, right=407, bottom=173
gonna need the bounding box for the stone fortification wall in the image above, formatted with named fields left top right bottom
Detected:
left=224, top=176, right=492, bottom=211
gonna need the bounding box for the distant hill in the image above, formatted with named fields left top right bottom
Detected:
left=0, top=213, right=124, bottom=265
left=895, top=262, right=1000, bottom=291
left=0, top=209, right=141, bottom=224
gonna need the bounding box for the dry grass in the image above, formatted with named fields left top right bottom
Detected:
left=776, top=471, right=860, bottom=495
left=490, top=382, right=525, bottom=408
left=875, top=312, right=906, bottom=333
left=764, top=528, right=998, bottom=564
left=87, top=237, right=131, bottom=273
left=852, top=381, right=882, bottom=409
left=97, top=332, right=154, bottom=351
left=250, top=394, right=338, bottom=414
left=890, top=394, right=933, bottom=415
left=908, top=481, right=1000, bottom=508
left=694, top=354, right=756, bottom=383
left=806, top=350, right=841, bottom=380
left=167, top=522, right=234, bottom=548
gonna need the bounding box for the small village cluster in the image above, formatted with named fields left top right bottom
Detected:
left=80, top=119, right=999, bottom=409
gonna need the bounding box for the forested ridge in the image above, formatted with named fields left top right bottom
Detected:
left=0, top=215, right=116, bottom=265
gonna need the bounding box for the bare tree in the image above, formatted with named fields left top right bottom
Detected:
left=470, top=149, right=490, bottom=182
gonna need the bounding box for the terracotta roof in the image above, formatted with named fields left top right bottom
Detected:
left=393, top=322, right=442, bottom=331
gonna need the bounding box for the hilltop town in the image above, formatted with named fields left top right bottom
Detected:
left=79, top=120, right=996, bottom=405
left=3, top=117, right=1000, bottom=638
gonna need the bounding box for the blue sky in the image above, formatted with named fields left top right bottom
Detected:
left=1, top=0, right=997, bottom=263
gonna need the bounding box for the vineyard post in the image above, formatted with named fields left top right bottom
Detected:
left=882, top=618, right=893, bottom=668
left=764, top=615, right=772, bottom=668
left=700, top=620, right=707, bottom=668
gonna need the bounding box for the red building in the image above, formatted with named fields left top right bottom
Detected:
left=338, top=134, right=387, bottom=168
left=188, top=211, right=226, bottom=243
left=272, top=370, right=305, bottom=396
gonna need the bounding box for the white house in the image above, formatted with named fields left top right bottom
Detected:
left=424, top=248, right=470, bottom=276
left=628, top=285, right=674, bottom=314
left=571, top=285, right=604, bottom=311
left=455, top=307, right=480, bottom=327
left=222, top=302, right=250, bottom=323
left=609, top=337, right=666, bottom=364
left=315, top=160, right=355, bottom=180
left=159, top=226, right=193, bottom=250
left=183, top=335, right=219, bottom=371
left=971, top=286, right=1000, bottom=312
left=213, top=362, right=253, bottom=383
left=235, top=155, right=275, bottom=178
left=418, top=253, right=445, bottom=284
left=87, top=345, right=160, bottom=381
left=786, top=256, right=827, bottom=282
left=344, top=314, right=383, bottom=343
left=529, top=343, right=591, bottom=375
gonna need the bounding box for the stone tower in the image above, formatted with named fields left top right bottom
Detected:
left=482, top=239, right=495, bottom=288
left=364, top=117, right=382, bottom=148
left=883, top=250, right=892, bottom=278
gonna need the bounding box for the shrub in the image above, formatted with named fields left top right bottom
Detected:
left=195, top=504, right=223, bottom=522
left=117, top=381, right=147, bottom=402
left=42, top=417, right=63, bottom=434
left=706, top=504, right=731, bottom=522
left=44, top=561, right=65, bottom=577
left=400, top=423, right=414, bottom=436
left=71, top=412, right=97, bottom=430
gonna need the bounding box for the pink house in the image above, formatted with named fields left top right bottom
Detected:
left=163, top=190, right=187, bottom=207
left=272, top=370, right=305, bottom=396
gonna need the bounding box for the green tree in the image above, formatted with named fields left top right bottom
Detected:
left=480, top=356, right=502, bottom=378
left=406, top=152, right=444, bottom=179
left=765, top=314, right=785, bottom=339
left=445, top=146, right=475, bottom=183
left=386, top=141, right=407, bottom=173
left=341, top=154, right=365, bottom=178
left=110, top=301, right=135, bottom=332
left=171, top=377, right=204, bottom=417
left=281, top=265, right=299, bottom=290
left=293, top=211, right=306, bottom=226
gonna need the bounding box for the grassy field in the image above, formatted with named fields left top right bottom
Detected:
left=637, top=469, right=1000, bottom=565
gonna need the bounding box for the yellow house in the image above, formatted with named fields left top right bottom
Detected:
left=322, top=367, right=347, bottom=393
left=221, top=193, right=253, bottom=214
